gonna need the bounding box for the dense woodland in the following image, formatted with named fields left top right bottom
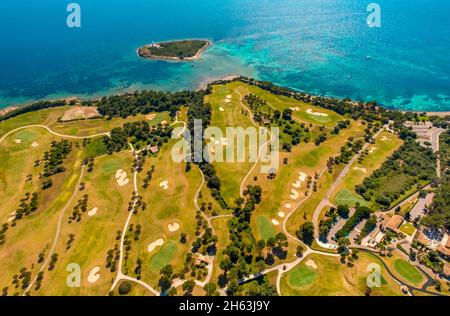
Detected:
left=355, top=140, right=437, bottom=209
left=91, top=90, right=203, bottom=119
left=424, top=130, right=450, bottom=230
left=145, top=40, right=208, bottom=59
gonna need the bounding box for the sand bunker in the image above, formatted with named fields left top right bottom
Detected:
left=284, top=203, right=292, bottom=209
left=289, top=107, right=300, bottom=111
left=160, top=180, right=169, bottom=190
left=160, top=120, right=168, bottom=125
left=31, top=142, right=39, bottom=148
left=298, top=172, right=307, bottom=182
left=87, top=266, right=101, bottom=283
left=353, top=167, right=367, bottom=174
left=7, top=211, right=16, bottom=222
left=226, top=95, right=232, bottom=99
left=88, top=207, right=98, bottom=217
left=381, top=136, right=390, bottom=141
left=14, top=139, right=22, bottom=144
left=168, top=222, right=180, bottom=232
left=368, top=147, right=376, bottom=154
left=305, top=259, right=318, bottom=269
left=293, top=180, right=302, bottom=188
left=219, top=107, right=225, bottom=112
left=115, top=169, right=129, bottom=186
left=146, top=114, right=156, bottom=121
left=290, top=189, right=300, bottom=200
left=306, top=109, right=328, bottom=117
left=224, top=99, right=231, bottom=103
left=278, top=211, right=285, bottom=218
left=148, top=238, right=164, bottom=253
left=272, top=219, right=280, bottom=226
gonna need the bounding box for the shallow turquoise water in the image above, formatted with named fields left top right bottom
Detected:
left=0, top=0, right=449, bottom=111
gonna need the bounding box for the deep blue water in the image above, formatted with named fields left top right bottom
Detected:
left=1, top=0, right=449, bottom=111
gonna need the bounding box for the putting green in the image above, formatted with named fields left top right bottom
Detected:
left=288, top=266, right=317, bottom=287
left=394, top=259, right=424, bottom=285
left=150, top=241, right=177, bottom=271
left=335, top=188, right=370, bottom=207
left=257, top=216, right=276, bottom=241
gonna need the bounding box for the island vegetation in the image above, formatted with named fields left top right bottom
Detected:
left=137, top=40, right=211, bottom=61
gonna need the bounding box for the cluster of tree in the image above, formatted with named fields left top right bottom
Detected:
left=12, top=192, right=39, bottom=221
left=187, top=97, right=228, bottom=208
left=331, top=120, right=351, bottom=135
left=48, top=253, right=58, bottom=271
left=105, top=243, right=120, bottom=273
left=82, top=157, right=95, bottom=173
left=68, top=194, right=88, bottom=223
left=66, top=234, right=75, bottom=250
left=144, top=40, right=208, bottom=59
left=94, top=89, right=203, bottom=119
left=142, top=165, right=155, bottom=189
left=296, top=222, right=314, bottom=245
left=158, top=264, right=175, bottom=293
left=41, top=140, right=73, bottom=189
left=424, top=130, right=450, bottom=230
left=319, top=210, right=337, bottom=241
left=218, top=185, right=271, bottom=295
left=359, top=216, right=377, bottom=240
left=356, top=140, right=437, bottom=209
left=12, top=267, right=32, bottom=291
left=0, top=223, right=8, bottom=246
left=103, top=121, right=172, bottom=154
left=334, top=206, right=371, bottom=240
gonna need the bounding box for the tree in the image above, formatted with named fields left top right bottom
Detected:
left=204, top=282, right=217, bottom=296
left=182, top=280, right=195, bottom=295
left=337, top=205, right=350, bottom=218
left=296, top=222, right=314, bottom=245
left=256, top=240, right=266, bottom=258
left=118, top=281, right=132, bottom=295
left=296, top=245, right=305, bottom=257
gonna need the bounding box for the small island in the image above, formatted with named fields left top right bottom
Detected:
left=137, top=39, right=211, bottom=61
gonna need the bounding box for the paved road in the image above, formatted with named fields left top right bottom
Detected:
left=312, top=128, right=385, bottom=240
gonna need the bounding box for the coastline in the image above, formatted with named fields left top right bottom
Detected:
left=1, top=77, right=450, bottom=118
left=137, top=40, right=212, bottom=62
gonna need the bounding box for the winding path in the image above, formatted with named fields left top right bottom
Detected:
left=24, top=164, right=86, bottom=294
left=109, top=144, right=160, bottom=296
left=0, top=124, right=110, bottom=145
left=236, top=89, right=273, bottom=198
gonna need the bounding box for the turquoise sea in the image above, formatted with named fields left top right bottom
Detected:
left=1, top=0, right=449, bottom=111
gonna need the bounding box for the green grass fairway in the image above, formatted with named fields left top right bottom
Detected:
left=257, top=216, right=277, bottom=241
left=84, top=137, right=108, bottom=158
left=150, top=241, right=177, bottom=271
left=399, top=223, right=416, bottom=236
left=394, top=259, right=424, bottom=285
left=281, top=253, right=405, bottom=296
left=331, top=131, right=403, bottom=208
left=335, top=188, right=370, bottom=207
left=288, top=266, right=317, bottom=287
